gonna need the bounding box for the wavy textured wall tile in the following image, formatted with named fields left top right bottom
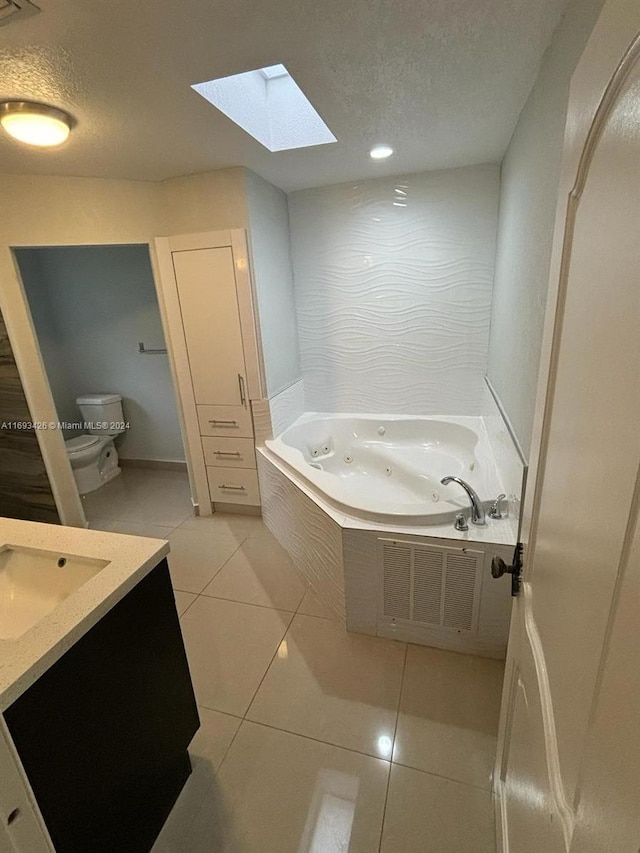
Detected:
left=251, top=380, right=305, bottom=444
left=257, top=451, right=346, bottom=620
left=269, top=379, right=305, bottom=437
left=289, top=164, right=500, bottom=414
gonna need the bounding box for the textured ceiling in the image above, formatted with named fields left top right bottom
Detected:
left=0, top=0, right=569, bottom=191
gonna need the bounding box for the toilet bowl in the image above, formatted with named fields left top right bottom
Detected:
left=65, top=434, right=120, bottom=495
left=65, top=393, right=126, bottom=495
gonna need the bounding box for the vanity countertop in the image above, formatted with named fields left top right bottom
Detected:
left=0, top=518, right=169, bottom=713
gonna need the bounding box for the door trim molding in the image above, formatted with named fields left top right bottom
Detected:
left=522, top=585, right=574, bottom=846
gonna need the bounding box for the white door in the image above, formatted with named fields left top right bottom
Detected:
left=172, top=246, right=248, bottom=406
left=494, top=2, right=640, bottom=851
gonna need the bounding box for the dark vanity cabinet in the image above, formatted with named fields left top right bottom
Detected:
left=4, top=559, right=199, bottom=853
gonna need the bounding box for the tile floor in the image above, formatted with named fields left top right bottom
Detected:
left=85, top=467, right=503, bottom=852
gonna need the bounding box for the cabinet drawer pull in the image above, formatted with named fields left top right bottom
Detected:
left=209, top=419, right=238, bottom=426
left=214, top=450, right=242, bottom=457
left=218, top=484, right=246, bottom=491
left=238, top=373, right=247, bottom=407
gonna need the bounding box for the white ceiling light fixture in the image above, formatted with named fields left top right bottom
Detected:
left=191, top=64, right=336, bottom=153
left=0, top=101, right=73, bottom=147
left=370, top=144, right=394, bottom=160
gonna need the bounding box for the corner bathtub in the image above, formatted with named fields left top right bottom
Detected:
left=264, top=413, right=503, bottom=526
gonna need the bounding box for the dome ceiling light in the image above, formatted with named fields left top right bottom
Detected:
left=0, top=101, right=74, bottom=147
left=370, top=144, right=394, bottom=160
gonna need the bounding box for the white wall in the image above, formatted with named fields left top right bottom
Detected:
left=15, top=245, right=185, bottom=462
left=245, top=169, right=302, bottom=397
left=161, top=167, right=249, bottom=234
left=288, top=164, right=499, bottom=415
left=486, top=0, right=605, bottom=457
left=0, top=174, right=167, bottom=525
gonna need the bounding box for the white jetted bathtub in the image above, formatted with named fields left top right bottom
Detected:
left=265, top=413, right=504, bottom=526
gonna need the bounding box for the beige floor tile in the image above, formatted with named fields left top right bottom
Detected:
left=180, top=597, right=293, bottom=716
left=380, top=764, right=495, bottom=853
left=178, top=513, right=264, bottom=545
left=202, top=537, right=307, bottom=611
left=173, top=590, right=197, bottom=616
left=151, top=708, right=241, bottom=853
left=82, top=468, right=193, bottom=528
left=121, top=489, right=193, bottom=528
left=167, top=528, right=241, bottom=593
left=298, top=586, right=334, bottom=619
left=183, top=721, right=389, bottom=853
left=81, top=475, right=130, bottom=521
left=87, top=517, right=117, bottom=531
left=247, top=614, right=406, bottom=758
left=393, top=645, right=503, bottom=790
left=105, top=520, right=174, bottom=538
left=190, top=707, right=241, bottom=768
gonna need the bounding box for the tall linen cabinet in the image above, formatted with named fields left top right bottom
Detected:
left=154, top=230, right=264, bottom=516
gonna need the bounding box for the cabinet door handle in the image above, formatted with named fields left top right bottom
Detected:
left=214, top=451, right=241, bottom=457
left=238, top=374, right=246, bottom=407
left=218, top=484, right=246, bottom=491
left=209, top=420, right=238, bottom=426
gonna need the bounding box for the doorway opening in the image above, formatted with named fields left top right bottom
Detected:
left=13, top=243, right=194, bottom=535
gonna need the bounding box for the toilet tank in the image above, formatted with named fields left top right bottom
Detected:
left=76, top=394, right=125, bottom=436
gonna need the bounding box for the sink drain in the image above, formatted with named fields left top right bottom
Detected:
left=57, top=557, right=67, bottom=568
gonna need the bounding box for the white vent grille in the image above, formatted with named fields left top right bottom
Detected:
left=380, top=539, right=482, bottom=633
left=413, top=547, right=443, bottom=624
left=0, top=0, right=39, bottom=27
left=444, top=553, right=478, bottom=630
left=382, top=541, right=411, bottom=619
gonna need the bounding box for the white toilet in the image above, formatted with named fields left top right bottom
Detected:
left=65, top=394, right=126, bottom=495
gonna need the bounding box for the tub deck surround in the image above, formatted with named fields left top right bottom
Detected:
left=0, top=517, right=169, bottom=712
left=266, top=412, right=508, bottom=527
left=257, top=422, right=518, bottom=659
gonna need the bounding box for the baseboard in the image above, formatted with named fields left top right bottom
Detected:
left=119, top=458, right=188, bottom=472
left=494, top=779, right=508, bottom=853
left=213, top=502, right=262, bottom=516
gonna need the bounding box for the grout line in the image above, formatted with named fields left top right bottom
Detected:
left=378, top=642, right=408, bottom=852
left=294, top=585, right=310, bottom=615
left=294, top=610, right=333, bottom=621
left=176, top=591, right=199, bottom=619
left=389, top=759, right=495, bottom=793
left=212, top=711, right=244, bottom=776
left=194, top=693, right=492, bottom=794
left=241, top=615, right=295, bottom=722
left=197, top=591, right=298, bottom=614
left=213, top=715, right=394, bottom=766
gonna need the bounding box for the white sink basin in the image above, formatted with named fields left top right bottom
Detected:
left=0, top=545, right=109, bottom=641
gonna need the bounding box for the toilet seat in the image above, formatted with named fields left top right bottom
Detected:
left=65, top=435, right=101, bottom=455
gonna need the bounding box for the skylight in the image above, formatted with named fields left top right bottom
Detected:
left=191, top=64, right=337, bottom=153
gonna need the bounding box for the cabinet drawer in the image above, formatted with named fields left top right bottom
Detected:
left=202, top=437, right=256, bottom=469
left=207, top=467, right=260, bottom=506
left=197, top=404, right=253, bottom=438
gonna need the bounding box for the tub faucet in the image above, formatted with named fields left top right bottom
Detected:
left=441, top=476, right=486, bottom=525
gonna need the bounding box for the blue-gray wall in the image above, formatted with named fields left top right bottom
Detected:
left=486, top=0, right=604, bottom=457
left=16, top=245, right=185, bottom=462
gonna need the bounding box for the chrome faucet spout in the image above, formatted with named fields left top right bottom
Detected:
left=441, top=476, right=486, bottom=525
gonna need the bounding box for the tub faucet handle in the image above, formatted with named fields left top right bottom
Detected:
left=454, top=513, right=468, bottom=532
left=489, top=494, right=506, bottom=520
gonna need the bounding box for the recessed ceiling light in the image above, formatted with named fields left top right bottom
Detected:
left=192, top=64, right=336, bottom=152
left=370, top=144, right=394, bottom=160
left=0, top=101, right=73, bottom=147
